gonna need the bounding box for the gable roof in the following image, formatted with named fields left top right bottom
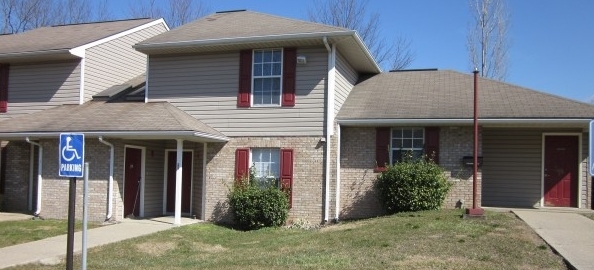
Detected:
left=0, top=101, right=227, bottom=142
left=337, top=70, right=594, bottom=127
left=0, top=18, right=162, bottom=63
left=135, top=10, right=380, bottom=73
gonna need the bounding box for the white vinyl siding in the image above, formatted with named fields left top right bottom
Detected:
left=84, top=23, right=168, bottom=101
left=0, top=60, right=81, bottom=121
left=334, top=52, right=358, bottom=116
left=148, top=47, right=328, bottom=136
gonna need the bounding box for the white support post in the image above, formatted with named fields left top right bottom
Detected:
left=174, top=139, right=183, bottom=226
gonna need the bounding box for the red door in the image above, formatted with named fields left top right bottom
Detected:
left=544, top=136, right=578, bottom=207
left=124, top=148, right=142, bottom=217
left=166, top=151, right=192, bottom=214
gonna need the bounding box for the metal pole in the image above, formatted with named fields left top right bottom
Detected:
left=66, top=176, right=76, bottom=270
left=473, top=69, right=479, bottom=209
left=82, top=163, right=89, bottom=270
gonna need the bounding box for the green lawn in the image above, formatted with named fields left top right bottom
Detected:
left=0, top=219, right=99, bottom=248
left=11, top=210, right=566, bottom=270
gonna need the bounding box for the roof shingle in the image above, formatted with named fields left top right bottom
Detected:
left=0, top=18, right=157, bottom=56
left=337, top=70, right=594, bottom=120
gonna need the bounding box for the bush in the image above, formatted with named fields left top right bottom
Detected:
left=228, top=172, right=289, bottom=230
left=375, top=155, right=451, bottom=214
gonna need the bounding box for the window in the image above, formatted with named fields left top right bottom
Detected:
left=235, top=148, right=294, bottom=206
left=252, top=148, right=280, bottom=188
left=237, top=48, right=296, bottom=107
left=391, top=127, right=424, bottom=164
left=375, top=127, right=439, bottom=171
left=252, top=49, right=282, bottom=106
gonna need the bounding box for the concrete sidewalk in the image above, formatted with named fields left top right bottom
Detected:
left=0, top=212, right=33, bottom=222
left=0, top=217, right=200, bottom=269
left=513, top=210, right=594, bottom=270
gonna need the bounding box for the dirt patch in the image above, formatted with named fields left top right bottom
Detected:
left=394, top=255, right=475, bottom=268
left=320, top=222, right=364, bottom=232
left=135, top=241, right=176, bottom=256
left=193, top=242, right=227, bottom=253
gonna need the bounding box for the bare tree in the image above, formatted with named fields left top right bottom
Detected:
left=467, top=0, right=510, bottom=80
left=128, top=0, right=163, bottom=20
left=308, top=0, right=414, bottom=70
left=1, top=0, right=113, bottom=34
left=166, top=0, right=208, bottom=28
left=128, top=0, right=208, bottom=28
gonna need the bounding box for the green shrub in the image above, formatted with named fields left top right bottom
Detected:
left=228, top=170, right=289, bottom=230
left=375, top=155, right=451, bottom=214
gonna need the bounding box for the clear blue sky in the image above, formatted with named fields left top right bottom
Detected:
left=110, top=0, right=594, bottom=103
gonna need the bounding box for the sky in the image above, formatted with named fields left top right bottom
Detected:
left=109, top=0, right=594, bottom=103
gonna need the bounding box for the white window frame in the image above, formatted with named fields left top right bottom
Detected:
left=251, top=48, right=283, bottom=107
left=390, top=127, right=425, bottom=164
left=251, top=148, right=281, bottom=188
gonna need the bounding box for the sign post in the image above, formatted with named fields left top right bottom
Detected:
left=59, top=133, right=84, bottom=270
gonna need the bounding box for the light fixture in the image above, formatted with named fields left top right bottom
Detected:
left=297, top=55, right=307, bottom=64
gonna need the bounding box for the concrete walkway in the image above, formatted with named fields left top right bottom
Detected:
left=0, top=212, right=32, bottom=222
left=0, top=217, right=200, bottom=269
left=513, top=210, right=594, bottom=270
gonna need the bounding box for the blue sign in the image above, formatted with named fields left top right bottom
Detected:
left=591, top=121, right=594, bottom=176
left=59, top=133, right=84, bottom=177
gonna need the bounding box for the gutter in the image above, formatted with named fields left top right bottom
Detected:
left=0, top=131, right=230, bottom=142
left=25, top=137, right=43, bottom=217
left=98, top=137, right=114, bottom=221
left=337, top=118, right=594, bottom=126
left=134, top=31, right=355, bottom=51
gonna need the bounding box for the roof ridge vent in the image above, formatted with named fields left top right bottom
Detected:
left=215, top=9, right=247, bottom=14
left=389, top=68, right=438, bottom=72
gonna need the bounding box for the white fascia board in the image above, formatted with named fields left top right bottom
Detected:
left=337, top=118, right=593, bottom=126
left=69, top=18, right=169, bottom=57
left=350, top=32, right=381, bottom=73
left=133, top=31, right=356, bottom=51
left=0, top=130, right=228, bottom=142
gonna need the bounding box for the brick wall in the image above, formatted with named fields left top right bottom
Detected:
left=204, top=136, right=326, bottom=224
left=339, top=126, right=483, bottom=220
left=2, top=141, right=31, bottom=211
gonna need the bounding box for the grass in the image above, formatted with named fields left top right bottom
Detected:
left=10, top=210, right=567, bottom=270
left=0, top=219, right=100, bottom=248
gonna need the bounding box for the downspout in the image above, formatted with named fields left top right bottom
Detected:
left=323, top=37, right=336, bottom=223
left=335, top=124, right=341, bottom=222
left=98, top=137, right=114, bottom=221
left=79, top=57, right=86, bottom=105
left=25, top=137, right=42, bottom=216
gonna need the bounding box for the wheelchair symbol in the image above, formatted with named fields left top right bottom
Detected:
left=61, top=136, right=81, bottom=162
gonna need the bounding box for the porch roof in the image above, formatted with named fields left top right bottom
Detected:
left=0, top=101, right=228, bottom=142
left=337, top=70, right=594, bottom=127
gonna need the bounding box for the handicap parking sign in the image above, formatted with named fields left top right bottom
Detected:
left=59, top=133, right=84, bottom=177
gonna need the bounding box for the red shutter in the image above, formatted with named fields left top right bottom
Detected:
left=280, top=148, right=294, bottom=207
left=0, top=64, right=8, bottom=113
left=235, top=148, right=250, bottom=183
left=375, top=127, right=390, bottom=172
left=281, top=48, right=296, bottom=107
left=237, top=50, right=252, bottom=107
left=424, top=127, right=440, bottom=164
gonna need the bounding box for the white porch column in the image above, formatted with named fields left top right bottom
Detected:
left=174, top=139, right=183, bottom=226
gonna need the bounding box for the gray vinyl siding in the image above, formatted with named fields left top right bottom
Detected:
left=121, top=140, right=166, bottom=218
left=164, top=141, right=205, bottom=218
left=482, top=128, right=586, bottom=208
left=334, top=52, right=358, bottom=116
left=84, top=23, right=168, bottom=102
left=0, top=60, right=81, bottom=121
left=148, top=47, right=328, bottom=136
